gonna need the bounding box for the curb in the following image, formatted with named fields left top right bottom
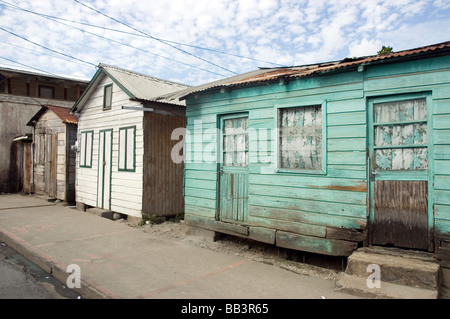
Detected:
left=0, top=224, right=110, bottom=299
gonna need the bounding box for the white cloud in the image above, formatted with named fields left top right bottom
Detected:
left=0, top=0, right=449, bottom=85
left=349, top=38, right=382, bottom=57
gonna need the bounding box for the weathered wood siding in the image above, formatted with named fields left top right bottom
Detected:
left=33, top=110, right=69, bottom=201
left=184, top=54, right=450, bottom=256
left=66, top=124, right=77, bottom=202
left=75, top=74, right=144, bottom=217
left=364, top=55, right=450, bottom=249
left=185, top=71, right=366, bottom=256
left=142, top=111, right=185, bottom=217
left=6, top=77, right=81, bottom=101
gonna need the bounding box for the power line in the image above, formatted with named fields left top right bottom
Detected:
left=1, top=41, right=81, bottom=65
left=0, top=0, right=286, bottom=76
left=0, top=56, right=60, bottom=77
left=0, top=27, right=97, bottom=68
left=0, top=1, right=227, bottom=77
left=73, top=0, right=239, bottom=75
left=0, top=0, right=284, bottom=67
left=18, top=8, right=284, bottom=67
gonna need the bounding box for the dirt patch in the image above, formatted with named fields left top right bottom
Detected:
left=122, top=219, right=344, bottom=281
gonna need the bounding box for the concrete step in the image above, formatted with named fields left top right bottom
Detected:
left=335, top=246, right=440, bottom=299
left=336, top=273, right=438, bottom=299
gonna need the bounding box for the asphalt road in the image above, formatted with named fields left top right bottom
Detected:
left=0, top=242, right=81, bottom=299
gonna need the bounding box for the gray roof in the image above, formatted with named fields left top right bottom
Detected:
left=0, top=64, right=90, bottom=84
left=155, top=68, right=269, bottom=103
left=72, top=63, right=190, bottom=112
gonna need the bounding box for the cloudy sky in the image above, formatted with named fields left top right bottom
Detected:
left=0, top=0, right=449, bottom=86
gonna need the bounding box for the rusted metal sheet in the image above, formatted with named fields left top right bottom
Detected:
left=160, top=41, right=450, bottom=101
left=372, top=180, right=428, bottom=250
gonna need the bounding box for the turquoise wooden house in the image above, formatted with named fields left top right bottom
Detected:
left=160, top=41, right=450, bottom=257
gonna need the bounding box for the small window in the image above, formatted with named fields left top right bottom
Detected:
left=278, top=105, right=323, bottom=171
left=39, top=85, right=55, bottom=99
left=373, top=98, right=428, bottom=171
left=103, top=84, right=113, bottom=110
left=222, top=117, right=249, bottom=167
left=119, top=126, right=135, bottom=171
left=79, top=131, right=93, bottom=168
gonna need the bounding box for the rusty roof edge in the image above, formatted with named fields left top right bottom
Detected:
left=156, top=40, right=450, bottom=101
left=29, top=105, right=79, bottom=125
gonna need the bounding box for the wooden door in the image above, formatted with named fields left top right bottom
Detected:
left=218, top=115, right=249, bottom=224
left=369, top=96, right=429, bottom=250
left=45, top=134, right=57, bottom=198
left=23, top=143, right=32, bottom=194
left=97, top=129, right=112, bottom=210
left=49, top=134, right=57, bottom=197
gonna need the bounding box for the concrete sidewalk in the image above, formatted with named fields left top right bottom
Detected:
left=0, top=193, right=358, bottom=299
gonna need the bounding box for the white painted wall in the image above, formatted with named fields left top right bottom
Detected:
left=75, top=74, right=144, bottom=217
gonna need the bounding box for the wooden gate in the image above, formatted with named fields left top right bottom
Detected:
left=218, top=115, right=249, bottom=224
left=369, top=96, right=430, bottom=250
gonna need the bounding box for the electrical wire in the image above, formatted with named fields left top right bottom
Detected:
left=0, top=2, right=228, bottom=77
left=0, top=0, right=284, bottom=67
left=1, top=41, right=83, bottom=65
left=73, top=0, right=239, bottom=75
left=0, top=56, right=61, bottom=77
left=0, top=27, right=97, bottom=68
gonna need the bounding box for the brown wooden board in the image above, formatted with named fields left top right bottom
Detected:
left=23, top=143, right=32, bottom=194
left=143, top=112, right=185, bottom=217
left=372, top=180, right=428, bottom=250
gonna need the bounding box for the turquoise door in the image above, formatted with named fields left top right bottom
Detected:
left=218, top=115, right=249, bottom=224
left=368, top=95, right=430, bottom=250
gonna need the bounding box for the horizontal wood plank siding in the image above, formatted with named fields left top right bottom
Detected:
left=76, top=74, right=144, bottom=217
left=431, top=77, right=450, bottom=238
left=183, top=54, right=450, bottom=255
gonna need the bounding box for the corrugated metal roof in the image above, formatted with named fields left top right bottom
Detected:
left=27, top=105, right=78, bottom=126
left=71, top=63, right=190, bottom=112
left=100, top=64, right=190, bottom=104
left=46, top=105, right=78, bottom=124
left=158, top=40, right=450, bottom=102
left=230, top=40, right=450, bottom=85
left=0, top=65, right=90, bottom=83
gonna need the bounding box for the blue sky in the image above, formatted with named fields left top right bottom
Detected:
left=0, top=0, right=449, bottom=86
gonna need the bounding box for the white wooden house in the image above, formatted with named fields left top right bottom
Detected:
left=71, top=64, right=189, bottom=219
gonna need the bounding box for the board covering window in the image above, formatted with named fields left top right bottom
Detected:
left=278, top=105, right=323, bottom=170
left=35, top=135, right=45, bottom=165
left=103, top=84, right=112, bottom=110
left=79, top=131, right=93, bottom=167
left=119, top=126, right=135, bottom=171
left=39, top=85, right=55, bottom=99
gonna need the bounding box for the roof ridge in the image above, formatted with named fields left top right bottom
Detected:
left=99, top=63, right=190, bottom=88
